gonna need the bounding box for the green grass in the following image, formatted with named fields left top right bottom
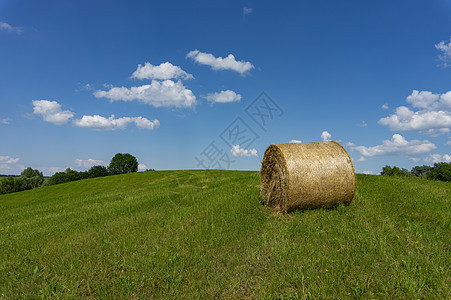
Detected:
left=0, top=170, right=449, bottom=298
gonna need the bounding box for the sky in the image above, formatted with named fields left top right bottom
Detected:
left=1, top=0, right=450, bottom=176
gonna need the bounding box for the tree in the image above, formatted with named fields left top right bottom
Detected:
left=427, top=163, right=451, bottom=182
left=381, top=165, right=410, bottom=177
left=411, top=165, right=432, bottom=178
left=48, top=168, right=86, bottom=185
left=19, top=167, right=44, bottom=189
left=108, top=153, right=138, bottom=175
left=88, top=165, right=109, bottom=178
left=0, top=177, right=21, bottom=194
left=381, top=165, right=393, bottom=176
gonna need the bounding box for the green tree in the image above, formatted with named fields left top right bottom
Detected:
left=48, top=168, right=87, bottom=185
left=381, top=165, right=393, bottom=176
left=427, top=163, right=451, bottom=182
left=411, top=165, right=432, bottom=178
left=88, top=165, right=109, bottom=178
left=108, top=153, right=138, bottom=175
left=19, top=167, right=44, bottom=189
left=0, top=177, right=21, bottom=194
left=21, top=167, right=43, bottom=179
left=381, top=165, right=410, bottom=177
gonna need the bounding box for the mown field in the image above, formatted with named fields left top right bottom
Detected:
left=0, top=170, right=449, bottom=298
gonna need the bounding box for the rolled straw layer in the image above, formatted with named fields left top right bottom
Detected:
left=260, top=141, right=356, bottom=213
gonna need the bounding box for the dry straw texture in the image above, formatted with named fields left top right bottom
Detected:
left=260, top=141, right=356, bottom=213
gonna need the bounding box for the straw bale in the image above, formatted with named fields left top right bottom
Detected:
left=260, top=141, right=356, bottom=213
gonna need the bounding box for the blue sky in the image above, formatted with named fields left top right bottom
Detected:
left=1, top=0, right=450, bottom=175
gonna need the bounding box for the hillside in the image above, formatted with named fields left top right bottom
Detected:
left=0, top=170, right=449, bottom=298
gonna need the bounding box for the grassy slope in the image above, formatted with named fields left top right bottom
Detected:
left=0, top=171, right=449, bottom=298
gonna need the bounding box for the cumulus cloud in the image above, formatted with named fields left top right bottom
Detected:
left=362, top=170, right=373, bottom=175
left=138, top=163, right=147, bottom=171
left=94, top=80, right=196, bottom=108
left=205, top=90, right=241, bottom=103
left=0, top=155, right=19, bottom=164
left=289, top=140, right=303, bottom=143
left=75, top=158, right=106, bottom=169
left=378, top=90, right=451, bottom=136
left=435, top=37, right=451, bottom=67
left=352, top=134, right=436, bottom=159
left=321, top=131, right=331, bottom=141
left=0, top=22, right=22, bottom=34
left=230, top=145, right=258, bottom=157
left=0, top=118, right=11, bottom=125
left=131, top=62, right=193, bottom=80
left=32, top=100, right=74, bottom=125
left=243, top=7, right=254, bottom=15
left=73, top=114, right=160, bottom=131
left=382, top=104, right=389, bottom=109
left=187, top=50, right=254, bottom=75
left=345, top=142, right=355, bottom=147
left=425, top=154, right=451, bottom=163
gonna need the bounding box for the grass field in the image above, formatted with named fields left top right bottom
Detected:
left=0, top=170, right=449, bottom=298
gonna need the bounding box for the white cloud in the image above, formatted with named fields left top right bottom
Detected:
left=362, top=170, right=373, bottom=175
left=75, top=158, right=106, bottom=169
left=133, top=116, right=160, bottom=129
left=356, top=157, right=367, bottom=162
left=289, top=140, right=303, bottom=143
left=357, top=120, right=367, bottom=127
left=0, top=118, right=11, bottom=125
left=0, top=164, right=12, bottom=171
left=243, top=7, right=254, bottom=15
left=138, top=163, right=147, bottom=171
left=425, top=154, right=451, bottom=163
left=406, top=90, right=440, bottom=109
left=32, top=100, right=74, bottom=125
left=382, top=104, right=389, bottom=109
left=0, top=155, right=19, bottom=164
left=352, top=134, right=436, bottom=159
left=0, top=22, right=22, bottom=34
left=435, top=37, right=451, bottom=67
left=345, top=142, right=355, bottom=147
left=321, top=131, right=331, bottom=141
left=230, top=145, right=258, bottom=157
left=73, top=114, right=160, bottom=131
left=205, top=90, right=241, bottom=103
left=94, top=80, right=196, bottom=108
left=446, top=139, right=451, bottom=146
left=187, top=50, right=254, bottom=75
left=131, top=62, right=193, bottom=80
left=378, top=90, right=451, bottom=136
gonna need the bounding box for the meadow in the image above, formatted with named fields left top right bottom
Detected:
left=0, top=170, right=449, bottom=298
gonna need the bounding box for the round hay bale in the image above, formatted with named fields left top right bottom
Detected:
left=260, top=141, right=356, bottom=213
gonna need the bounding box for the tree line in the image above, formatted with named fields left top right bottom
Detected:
left=381, top=162, right=451, bottom=182
left=0, top=153, right=152, bottom=195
